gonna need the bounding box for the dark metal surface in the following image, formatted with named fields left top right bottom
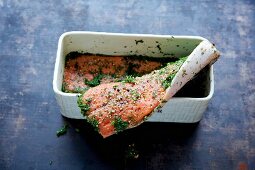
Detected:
left=0, top=0, right=254, bottom=169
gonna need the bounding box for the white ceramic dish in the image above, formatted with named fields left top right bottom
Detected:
left=53, top=31, right=214, bottom=123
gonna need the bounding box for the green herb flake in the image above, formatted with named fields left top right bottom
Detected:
left=73, top=87, right=90, bottom=93
left=130, top=89, right=140, bottom=101
left=87, top=116, right=99, bottom=131
left=161, top=56, right=188, bottom=89
left=159, top=69, right=166, bottom=75
left=56, top=124, right=69, bottom=137
left=162, top=74, right=176, bottom=89
left=156, top=44, right=162, bottom=52
left=84, top=74, right=104, bottom=87
left=176, top=56, right=188, bottom=67
left=156, top=105, right=163, bottom=113
left=86, top=98, right=92, bottom=102
left=62, top=82, right=67, bottom=92
left=161, top=100, right=168, bottom=103
left=135, top=39, right=144, bottom=45
left=77, top=95, right=91, bottom=115
left=122, top=75, right=136, bottom=83
left=143, top=116, right=148, bottom=121
left=182, top=69, right=187, bottom=77
left=111, top=116, right=129, bottom=133
left=113, top=85, right=118, bottom=90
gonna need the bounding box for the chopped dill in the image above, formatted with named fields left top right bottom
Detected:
left=84, top=74, right=104, bottom=87
left=122, top=75, right=136, bottom=83
left=56, top=124, right=69, bottom=137
left=130, top=89, right=140, bottom=101
left=161, top=56, right=187, bottom=89
left=73, top=87, right=90, bottom=93
left=111, top=116, right=129, bottom=133
left=87, top=116, right=99, bottom=131
left=62, top=82, right=67, bottom=92
left=77, top=95, right=91, bottom=115
left=162, top=74, right=176, bottom=89
left=156, top=105, right=163, bottom=113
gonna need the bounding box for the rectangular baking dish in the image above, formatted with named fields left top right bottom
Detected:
left=53, top=31, right=214, bottom=123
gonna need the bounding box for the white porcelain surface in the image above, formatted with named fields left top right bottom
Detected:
left=53, top=31, right=214, bottom=123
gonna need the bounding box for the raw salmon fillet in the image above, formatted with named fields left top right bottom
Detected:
left=78, top=57, right=186, bottom=138
left=62, top=53, right=164, bottom=93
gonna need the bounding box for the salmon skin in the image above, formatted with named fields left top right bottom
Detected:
left=77, top=57, right=187, bottom=138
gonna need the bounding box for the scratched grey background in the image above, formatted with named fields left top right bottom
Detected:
left=0, top=0, right=254, bottom=169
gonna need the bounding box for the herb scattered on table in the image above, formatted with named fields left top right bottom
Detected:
left=125, top=143, right=139, bottom=159
left=56, top=124, right=69, bottom=137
